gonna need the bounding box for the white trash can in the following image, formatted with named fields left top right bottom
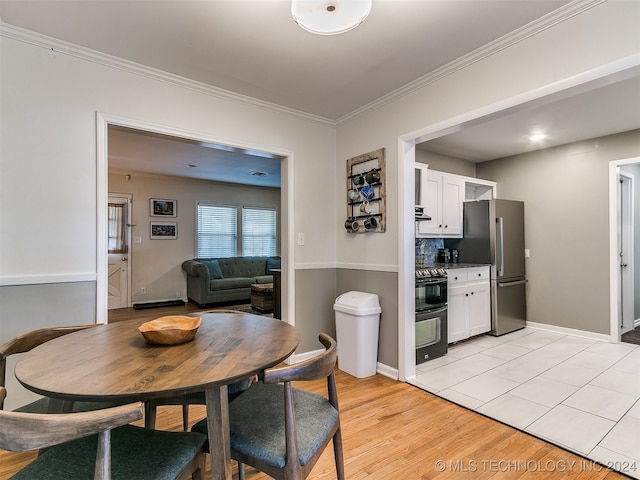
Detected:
left=333, top=291, right=381, bottom=378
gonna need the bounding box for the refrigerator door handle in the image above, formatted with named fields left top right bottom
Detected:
left=498, top=279, right=528, bottom=287
left=497, top=217, right=505, bottom=277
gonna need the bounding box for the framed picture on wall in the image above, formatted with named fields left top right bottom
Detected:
left=150, top=222, right=177, bottom=240
left=150, top=198, right=177, bottom=217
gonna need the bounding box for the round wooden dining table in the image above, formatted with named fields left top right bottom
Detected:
left=14, top=312, right=300, bottom=480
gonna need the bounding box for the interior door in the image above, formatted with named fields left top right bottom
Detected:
left=107, top=195, right=131, bottom=310
left=618, top=171, right=634, bottom=333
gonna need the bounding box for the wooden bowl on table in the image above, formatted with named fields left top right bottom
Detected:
left=138, top=316, right=202, bottom=345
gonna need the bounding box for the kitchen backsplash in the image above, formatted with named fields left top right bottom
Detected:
left=415, top=238, right=443, bottom=266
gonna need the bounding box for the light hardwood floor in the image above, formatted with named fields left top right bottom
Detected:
left=0, top=371, right=626, bottom=479
left=0, top=305, right=627, bottom=479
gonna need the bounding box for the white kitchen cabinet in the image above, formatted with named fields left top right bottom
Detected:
left=416, top=170, right=464, bottom=238
left=446, top=266, right=491, bottom=343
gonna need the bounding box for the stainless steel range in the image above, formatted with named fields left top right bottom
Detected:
left=415, top=267, right=448, bottom=364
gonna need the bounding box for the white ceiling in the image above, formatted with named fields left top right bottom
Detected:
left=2, top=0, right=639, bottom=184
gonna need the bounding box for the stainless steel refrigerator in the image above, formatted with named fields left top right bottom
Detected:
left=446, top=199, right=526, bottom=336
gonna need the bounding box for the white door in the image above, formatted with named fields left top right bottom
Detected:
left=107, top=195, right=132, bottom=310
left=618, top=171, right=634, bottom=333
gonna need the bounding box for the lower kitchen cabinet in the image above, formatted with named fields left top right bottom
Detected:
left=446, top=266, right=491, bottom=343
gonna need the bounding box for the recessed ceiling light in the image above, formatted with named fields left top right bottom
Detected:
left=529, top=133, right=547, bottom=142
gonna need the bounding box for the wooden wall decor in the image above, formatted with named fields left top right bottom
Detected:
left=345, top=148, right=386, bottom=233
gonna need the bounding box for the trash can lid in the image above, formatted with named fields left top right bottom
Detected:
left=333, top=291, right=381, bottom=315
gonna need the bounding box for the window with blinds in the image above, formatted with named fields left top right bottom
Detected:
left=197, top=204, right=237, bottom=257
left=197, top=204, right=277, bottom=258
left=242, top=207, right=276, bottom=256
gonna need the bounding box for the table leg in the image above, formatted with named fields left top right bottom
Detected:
left=205, top=386, right=232, bottom=480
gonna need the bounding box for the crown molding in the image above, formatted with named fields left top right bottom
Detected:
left=0, top=22, right=336, bottom=127
left=0, top=0, right=606, bottom=128
left=336, top=0, right=606, bottom=125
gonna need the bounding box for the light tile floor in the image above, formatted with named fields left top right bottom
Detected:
left=411, top=327, right=640, bottom=479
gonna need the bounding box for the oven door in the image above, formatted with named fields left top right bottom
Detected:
left=415, top=277, right=447, bottom=311
left=416, top=306, right=448, bottom=364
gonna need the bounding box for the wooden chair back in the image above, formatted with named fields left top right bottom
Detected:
left=0, top=394, right=143, bottom=480
left=0, top=325, right=98, bottom=409
left=232, top=333, right=344, bottom=480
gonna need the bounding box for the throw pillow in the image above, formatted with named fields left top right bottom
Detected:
left=203, top=260, right=223, bottom=279
left=266, top=257, right=281, bottom=275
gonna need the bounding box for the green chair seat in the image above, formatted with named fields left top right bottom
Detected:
left=9, top=424, right=206, bottom=480
left=192, top=382, right=339, bottom=469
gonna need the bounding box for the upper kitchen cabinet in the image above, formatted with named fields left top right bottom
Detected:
left=416, top=168, right=464, bottom=237
left=415, top=166, right=496, bottom=238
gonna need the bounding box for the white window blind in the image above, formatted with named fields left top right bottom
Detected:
left=242, top=207, right=276, bottom=256
left=197, top=204, right=237, bottom=257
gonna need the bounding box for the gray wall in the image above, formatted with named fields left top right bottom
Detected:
left=477, top=130, right=640, bottom=334
left=0, top=282, right=96, bottom=410
left=294, top=268, right=397, bottom=368
left=415, top=150, right=477, bottom=178
left=336, top=269, right=398, bottom=368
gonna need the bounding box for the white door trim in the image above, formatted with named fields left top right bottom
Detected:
left=95, top=113, right=295, bottom=328
left=609, top=158, right=640, bottom=342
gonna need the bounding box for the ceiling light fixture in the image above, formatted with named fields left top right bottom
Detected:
left=529, top=133, right=548, bottom=142
left=291, top=0, right=372, bottom=35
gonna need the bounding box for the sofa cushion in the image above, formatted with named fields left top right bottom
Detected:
left=210, top=278, right=255, bottom=291
left=202, top=260, right=224, bottom=279
left=266, top=257, right=281, bottom=274
left=218, top=257, right=267, bottom=278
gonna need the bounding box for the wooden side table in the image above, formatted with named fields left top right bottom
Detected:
left=250, top=283, right=274, bottom=312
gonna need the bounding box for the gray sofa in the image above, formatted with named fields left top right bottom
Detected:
left=182, top=256, right=281, bottom=307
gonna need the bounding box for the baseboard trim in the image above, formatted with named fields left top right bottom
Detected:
left=526, top=321, right=611, bottom=343
left=290, top=349, right=399, bottom=381
left=376, top=362, right=399, bottom=380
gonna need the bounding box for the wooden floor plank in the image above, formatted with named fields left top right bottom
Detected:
left=0, top=372, right=628, bottom=479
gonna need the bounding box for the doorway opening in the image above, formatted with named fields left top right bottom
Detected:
left=610, top=158, right=640, bottom=345
left=96, top=113, right=294, bottom=326
left=107, top=193, right=132, bottom=310
left=399, top=59, right=640, bottom=382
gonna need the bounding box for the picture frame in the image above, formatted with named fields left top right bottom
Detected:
left=150, top=222, right=177, bottom=240
left=150, top=198, right=177, bottom=217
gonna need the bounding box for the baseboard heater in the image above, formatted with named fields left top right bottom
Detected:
left=133, top=300, right=185, bottom=310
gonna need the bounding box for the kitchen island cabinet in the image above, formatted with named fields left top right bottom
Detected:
left=446, top=266, right=490, bottom=343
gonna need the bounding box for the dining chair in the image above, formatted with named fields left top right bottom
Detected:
left=145, top=309, right=254, bottom=430
left=191, top=333, right=345, bottom=480
left=0, top=387, right=207, bottom=480
left=0, top=325, right=128, bottom=413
